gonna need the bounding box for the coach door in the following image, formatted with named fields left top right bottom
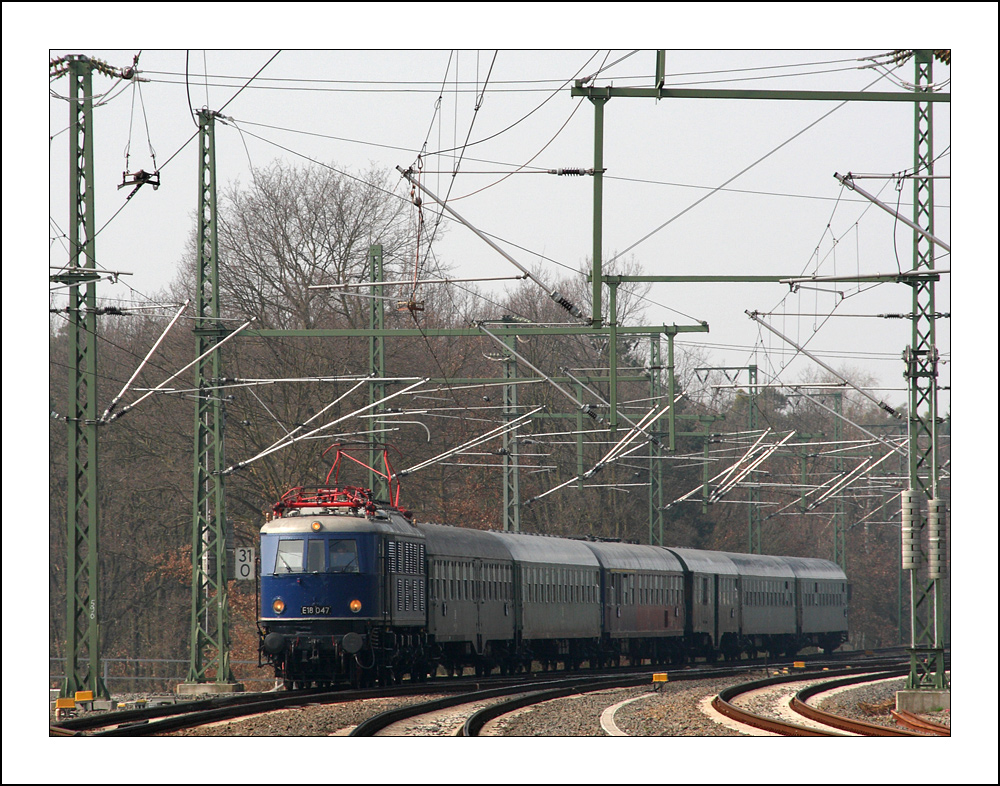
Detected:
left=712, top=574, right=720, bottom=646
left=473, top=558, right=484, bottom=654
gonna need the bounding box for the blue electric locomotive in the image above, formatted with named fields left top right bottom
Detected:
left=258, top=448, right=431, bottom=686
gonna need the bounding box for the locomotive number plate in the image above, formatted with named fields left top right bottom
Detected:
left=300, top=605, right=332, bottom=615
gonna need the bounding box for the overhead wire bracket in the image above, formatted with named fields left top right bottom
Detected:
left=118, top=169, right=160, bottom=201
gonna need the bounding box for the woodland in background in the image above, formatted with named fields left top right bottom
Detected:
left=49, top=160, right=950, bottom=687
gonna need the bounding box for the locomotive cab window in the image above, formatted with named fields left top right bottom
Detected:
left=328, top=539, right=360, bottom=573
left=275, top=539, right=304, bottom=573
left=307, top=539, right=324, bottom=573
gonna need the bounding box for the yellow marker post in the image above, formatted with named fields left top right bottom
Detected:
left=54, top=697, right=76, bottom=721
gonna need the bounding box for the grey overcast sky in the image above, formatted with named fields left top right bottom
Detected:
left=9, top=4, right=999, bottom=781
left=40, top=41, right=964, bottom=414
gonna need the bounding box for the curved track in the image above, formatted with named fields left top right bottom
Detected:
left=890, top=708, right=951, bottom=736
left=49, top=650, right=917, bottom=736
left=712, top=665, right=931, bottom=736
left=353, top=674, right=644, bottom=736
left=49, top=683, right=459, bottom=737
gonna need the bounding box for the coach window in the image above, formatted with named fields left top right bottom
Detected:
left=275, top=539, right=304, bottom=573
left=329, top=540, right=360, bottom=573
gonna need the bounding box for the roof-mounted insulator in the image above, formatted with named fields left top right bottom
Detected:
left=548, top=168, right=592, bottom=176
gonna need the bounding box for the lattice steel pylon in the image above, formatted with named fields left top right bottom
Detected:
left=368, top=244, right=389, bottom=500
left=502, top=332, right=521, bottom=532
left=903, top=50, right=948, bottom=691
left=185, top=108, right=235, bottom=687
left=830, top=393, right=845, bottom=571
left=55, top=55, right=108, bottom=700
left=648, top=335, right=665, bottom=546
left=746, top=365, right=761, bottom=554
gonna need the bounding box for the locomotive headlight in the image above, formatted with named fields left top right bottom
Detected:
left=311, top=521, right=322, bottom=532
left=349, top=599, right=362, bottom=613
left=272, top=598, right=285, bottom=614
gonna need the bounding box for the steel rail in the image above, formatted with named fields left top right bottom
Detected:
left=462, top=658, right=908, bottom=736
left=790, top=668, right=917, bottom=736
left=50, top=651, right=915, bottom=736
left=890, top=708, right=950, bottom=736
left=458, top=653, right=924, bottom=737
left=461, top=666, right=754, bottom=736
left=48, top=682, right=462, bottom=737
left=350, top=673, right=638, bottom=736
left=712, top=665, right=917, bottom=737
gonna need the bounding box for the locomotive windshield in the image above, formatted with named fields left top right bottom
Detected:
left=275, top=539, right=304, bottom=573
left=271, top=537, right=361, bottom=573
left=329, top=539, right=360, bottom=573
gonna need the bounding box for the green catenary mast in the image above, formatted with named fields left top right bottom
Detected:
left=184, top=108, right=238, bottom=691
left=902, top=50, right=948, bottom=695
left=53, top=55, right=109, bottom=701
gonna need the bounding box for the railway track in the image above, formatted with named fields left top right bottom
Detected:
left=711, top=665, right=946, bottom=736
left=354, top=660, right=866, bottom=736
left=48, top=683, right=457, bottom=737
left=48, top=651, right=916, bottom=736
left=890, top=708, right=951, bottom=736
left=352, top=674, right=640, bottom=736
left=49, top=668, right=647, bottom=736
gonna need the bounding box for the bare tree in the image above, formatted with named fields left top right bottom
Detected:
left=213, top=160, right=418, bottom=329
